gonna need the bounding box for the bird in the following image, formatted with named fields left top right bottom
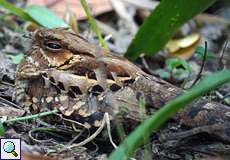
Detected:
left=14, top=27, right=146, bottom=128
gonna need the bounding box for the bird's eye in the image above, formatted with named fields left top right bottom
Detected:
left=45, top=42, right=62, bottom=50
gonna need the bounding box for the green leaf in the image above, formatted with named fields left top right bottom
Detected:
left=157, top=70, right=171, bottom=79
left=109, top=69, right=230, bottom=160
left=179, top=59, right=192, bottom=72
left=174, top=68, right=187, bottom=77
left=125, top=0, right=216, bottom=60
left=6, top=54, right=24, bottom=64
left=166, top=57, right=191, bottom=72
left=0, top=0, right=35, bottom=22
left=166, top=58, right=181, bottom=70
left=25, top=5, right=68, bottom=28
left=0, top=122, right=5, bottom=136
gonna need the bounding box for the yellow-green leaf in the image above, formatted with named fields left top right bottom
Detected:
left=25, top=5, right=68, bottom=28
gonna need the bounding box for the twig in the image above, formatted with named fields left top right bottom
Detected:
left=61, top=114, right=89, bottom=129
left=29, top=128, right=53, bottom=143
left=191, top=41, right=208, bottom=87
left=105, top=112, right=118, bottom=149
left=0, top=81, right=14, bottom=87
left=140, top=54, right=155, bottom=75
left=67, top=113, right=106, bottom=148
left=218, top=41, right=228, bottom=70
left=0, top=96, right=21, bottom=109
left=66, top=130, right=84, bottom=146
left=195, top=13, right=230, bottom=26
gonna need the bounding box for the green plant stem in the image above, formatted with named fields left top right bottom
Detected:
left=4, top=109, right=59, bottom=124
left=109, top=69, right=230, bottom=160
left=191, top=41, right=208, bottom=87
left=80, top=0, right=108, bottom=50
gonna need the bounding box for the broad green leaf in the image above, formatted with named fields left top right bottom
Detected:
left=25, top=5, right=68, bottom=28
left=125, top=0, right=216, bottom=60
left=0, top=0, right=35, bottom=22
left=109, top=69, right=230, bottom=160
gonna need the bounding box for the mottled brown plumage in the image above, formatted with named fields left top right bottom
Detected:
left=14, top=28, right=145, bottom=127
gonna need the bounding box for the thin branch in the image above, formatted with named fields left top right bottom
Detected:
left=218, top=40, right=228, bottom=70
left=0, top=96, right=21, bottom=109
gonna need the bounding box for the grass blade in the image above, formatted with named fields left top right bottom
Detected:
left=0, top=0, right=68, bottom=28
left=0, top=0, right=35, bottom=22
left=80, top=0, right=108, bottom=50
left=109, top=69, right=230, bottom=160
left=125, top=0, right=216, bottom=60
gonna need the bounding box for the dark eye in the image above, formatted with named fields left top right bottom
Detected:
left=45, top=42, right=62, bottom=50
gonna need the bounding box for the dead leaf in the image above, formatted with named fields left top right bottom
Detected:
left=0, top=106, right=25, bottom=117
left=166, top=33, right=201, bottom=59
left=22, top=152, right=58, bottom=160
left=65, top=6, right=79, bottom=33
